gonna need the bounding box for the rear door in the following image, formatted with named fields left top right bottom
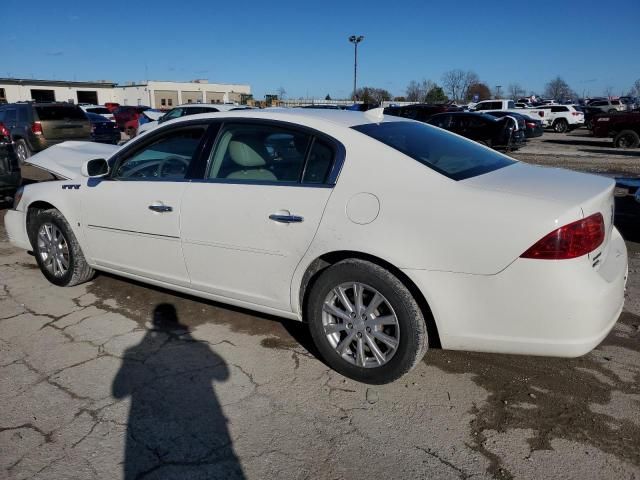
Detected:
left=35, top=105, right=91, bottom=141
left=180, top=120, right=340, bottom=312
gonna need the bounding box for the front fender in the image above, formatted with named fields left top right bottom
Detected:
left=18, top=179, right=92, bottom=262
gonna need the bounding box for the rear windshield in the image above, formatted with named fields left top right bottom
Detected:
left=35, top=106, right=87, bottom=121
left=86, top=107, right=110, bottom=114
left=352, top=121, right=515, bottom=180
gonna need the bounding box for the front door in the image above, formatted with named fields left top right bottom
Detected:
left=181, top=121, right=339, bottom=312
left=82, top=124, right=210, bottom=286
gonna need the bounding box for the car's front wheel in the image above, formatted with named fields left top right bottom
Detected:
left=307, top=259, right=428, bottom=384
left=613, top=130, right=640, bottom=149
left=30, top=209, right=95, bottom=287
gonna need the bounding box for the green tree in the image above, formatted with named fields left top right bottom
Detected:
left=425, top=85, right=448, bottom=103
left=355, top=87, right=392, bottom=104
left=325, top=94, right=332, bottom=101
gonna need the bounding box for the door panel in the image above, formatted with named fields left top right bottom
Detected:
left=82, top=181, right=190, bottom=286
left=181, top=183, right=331, bottom=310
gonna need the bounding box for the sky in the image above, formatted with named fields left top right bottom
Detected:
left=2, top=0, right=639, bottom=100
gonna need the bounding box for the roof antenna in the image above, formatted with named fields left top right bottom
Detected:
left=364, top=107, right=384, bottom=122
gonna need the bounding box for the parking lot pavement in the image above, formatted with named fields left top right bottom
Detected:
left=0, top=213, right=639, bottom=480
left=512, top=130, right=640, bottom=176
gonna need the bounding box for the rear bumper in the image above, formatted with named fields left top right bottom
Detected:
left=4, top=208, right=31, bottom=251
left=403, top=227, right=628, bottom=357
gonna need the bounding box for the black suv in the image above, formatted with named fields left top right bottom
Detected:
left=0, top=122, right=21, bottom=202
left=0, top=102, right=91, bottom=163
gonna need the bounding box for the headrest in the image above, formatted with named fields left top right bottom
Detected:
left=228, top=137, right=267, bottom=168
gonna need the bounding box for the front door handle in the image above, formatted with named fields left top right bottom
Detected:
left=269, top=214, right=304, bottom=223
left=148, top=204, right=173, bottom=213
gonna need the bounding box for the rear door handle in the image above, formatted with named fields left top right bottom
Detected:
left=269, top=214, right=304, bottom=223
left=148, top=204, right=173, bottom=213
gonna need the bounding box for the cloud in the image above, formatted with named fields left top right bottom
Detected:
left=46, top=51, right=64, bottom=56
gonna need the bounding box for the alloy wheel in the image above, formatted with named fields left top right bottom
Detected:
left=37, top=222, right=70, bottom=277
left=322, top=282, right=400, bottom=368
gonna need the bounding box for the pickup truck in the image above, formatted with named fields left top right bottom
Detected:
left=591, top=110, right=640, bottom=148
left=471, top=99, right=550, bottom=127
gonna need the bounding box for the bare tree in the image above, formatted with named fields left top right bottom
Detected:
left=629, top=79, right=640, bottom=97
left=442, top=69, right=466, bottom=102
left=276, top=86, right=286, bottom=100
left=461, top=71, right=479, bottom=102
left=508, top=83, right=525, bottom=100
left=603, top=86, right=615, bottom=98
left=406, top=80, right=422, bottom=102
left=544, top=76, right=573, bottom=101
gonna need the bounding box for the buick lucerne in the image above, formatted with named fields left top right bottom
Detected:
left=4, top=109, right=628, bottom=383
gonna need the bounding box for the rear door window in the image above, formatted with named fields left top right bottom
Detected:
left=35, top=106, right=86, bottom=121
left=207, top=124, right=312, bottom=183
left=353, top=121, right=515, bottom=181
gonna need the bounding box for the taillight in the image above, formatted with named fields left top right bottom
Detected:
left=0, top=122, right=9, bottom=138
left=572, top=112, right=581, bottom=116
left=520, top=213, right=605, bottom=260
left=31, top=122, right=43, bottom=135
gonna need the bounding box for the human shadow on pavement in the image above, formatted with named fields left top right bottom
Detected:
left=112, top=303, right=246, bottom=480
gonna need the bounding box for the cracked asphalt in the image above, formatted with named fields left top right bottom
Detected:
left=1, top=205, right=639, bottom=479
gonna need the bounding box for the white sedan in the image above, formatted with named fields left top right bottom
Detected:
left=4, top=109, right=628, bottom=383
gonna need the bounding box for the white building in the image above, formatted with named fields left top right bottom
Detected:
left=0, top=78, right=252, bottom=108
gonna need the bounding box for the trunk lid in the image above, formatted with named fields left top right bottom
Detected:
left=25, top=141, right=120, bottom=179
left=465, top=162, right=615, bottom=267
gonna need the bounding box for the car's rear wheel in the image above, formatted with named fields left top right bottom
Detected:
left=613, top=130, right=640, bottom=149
left=553, top=119, right=568, bottom=133
left=15, top=139, right=30, bottom=164
left=30, top=209, right=95, bottom=287
left=307, top=259, right=428, bottom=384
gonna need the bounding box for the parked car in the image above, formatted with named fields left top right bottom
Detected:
left=619, top=96, right=639, bottom=111
left=427, top=112, right=525, bottom=150
left=485, top=111, right=543, bottom=138
left=80, top=105, right=115, bottom=122
left=587, top=99, right=625, bottom=113
left=471, top=99, right=550, bottom=126
left=138, top=104, right=252, bottom=135
left=0, top=121, right=21, bottom=202
left=104, top=102, right=120, bottom=113
left=535, top=105, right=585, bottom=132
left=87, top=112, right=121, bottom=145
left=5, top=109, right=627, bottom=384
left=614, top=177, right=640, bottom=225
left=383, top=103, right=462, bottom=122
left=0, top=102, right=91, bottom=163
left=591, top=110, right=640, bottom=148
left=113, top=106, right=151, bottom=136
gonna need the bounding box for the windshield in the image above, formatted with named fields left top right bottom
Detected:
left=352, top=121, right=515, bottom=181
left=87, top=107, right=110, bottom=114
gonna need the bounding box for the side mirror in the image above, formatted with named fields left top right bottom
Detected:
left=81, top=158, right=109, bottom=178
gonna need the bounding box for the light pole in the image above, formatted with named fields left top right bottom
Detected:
left=349, top=35, right=364, bottom=101
left=494, top=85, right=502, bottom=99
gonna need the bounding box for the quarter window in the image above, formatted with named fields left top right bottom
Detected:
left=113, top=127, right=206, bottom=180
left=303, top=140, right=334, bottom=184
left=208, top=124, right=312, bottom=183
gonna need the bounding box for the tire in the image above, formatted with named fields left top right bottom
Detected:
left=306, top=259, right=428, bottom=384
left=15, top=139, right=31, bottom=164
left=553, top=119, right=568, bottom=133
left=29, top=209, right=95, bottom=287
left=613, top=130, right=640, bottom=149
left=608, top=109, right=617, bottom=113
